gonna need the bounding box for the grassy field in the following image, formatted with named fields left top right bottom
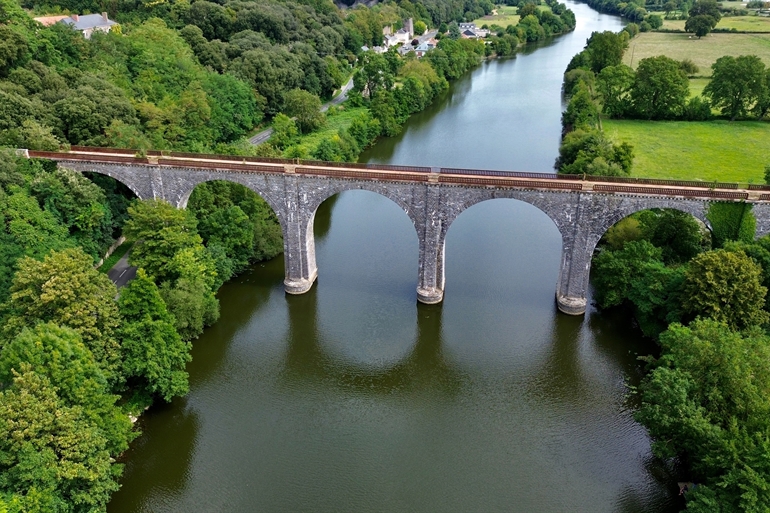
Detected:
left=661, top=16, right=770, bottom=32
left=689, top=77, right=710, bottom=97
left=602, top=119, right=770, bottom=183
left=624, top=32, right=770, bottom=74
left=472, top=6, right=520, bottom=28
left=289, top=106, right=368, bottom=157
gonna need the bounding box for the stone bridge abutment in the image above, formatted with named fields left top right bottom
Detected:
left=55, top=158, right=770, bottom=317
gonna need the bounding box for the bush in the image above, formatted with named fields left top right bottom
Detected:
left=683, top=96, right=712, bottom=121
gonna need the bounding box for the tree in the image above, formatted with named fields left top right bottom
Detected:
left=688, top=0, right=722, bottom=26
left=592, top=239, right=663, bottom=309
left=630, top=56, right=689, bottom=119
left=682, top=249, right=769, bottom=330
left=597, top=64, right=635, bottom=118
left=555, top=128, right=634, bottom=176
left=414, top=20, right=427, bottom=35
left=282, top=89, right=325, bottom=133
left=0, top=365, right=119, bottom=513
left=160, top=278, right=220, bottom=341
left=561, top=83, right=599, bottom=131
left=704, top=55, right=768, bottom=120
left=1, top=248, right=121, bottom=383
left=0, top=323, right=133, bottom=455
left=123, top=199, right=204, bottom=284
left=636, top=319, right=770, bottom=511
left=353, top=52, right=394, bottom=98
left=585, top=30, right=629, bottom=74
left=118, top=270, right=191, bottom=402
left=270, top=113, right=299, bottom=149
left=685, top=14, right=715, bottom=37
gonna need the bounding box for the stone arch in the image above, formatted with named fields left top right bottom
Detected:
left=173, top=175, right=286, bottom=224
left=439, top=188, right=577, bottom=251
left=590, top=197, right=711, bottom=258
left=57, top=162, right=148, bottom=201
left=304, top=180, right=423, bottom=241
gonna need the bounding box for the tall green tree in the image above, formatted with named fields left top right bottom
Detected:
left=119, top=269, right=191, bottom=402
left=0, top=323, right=133, bottom=455
left=704, top=55, right=768, bottom=120
left=0, top=365, right=119, bottom=513
left=282, top=89, right=325, bottom=134
left=636, top=319, right=770, bottom=511
left=123, top=199, right=204, bottom=284
left=630, top=56, right=689, bottom=119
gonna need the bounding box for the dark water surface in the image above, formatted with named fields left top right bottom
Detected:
left=109, top=3, right=680, bottom=511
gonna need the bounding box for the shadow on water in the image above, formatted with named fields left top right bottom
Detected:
left=280, top=287, right=465, bottom=396
left=108, top=401, right=198, bottom=512
left=187, top=254, right=285, bottom=387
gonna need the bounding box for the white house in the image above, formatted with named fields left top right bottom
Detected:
left=59, top=13, right=117, bottom=39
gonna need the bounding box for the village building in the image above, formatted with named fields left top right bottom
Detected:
left=35, top=12, right=118, bottom=39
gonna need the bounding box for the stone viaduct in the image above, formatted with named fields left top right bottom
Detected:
left=25, top=147, right=770, bottom=316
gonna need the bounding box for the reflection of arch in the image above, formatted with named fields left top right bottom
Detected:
left=282, top=286, right=463, bottom=394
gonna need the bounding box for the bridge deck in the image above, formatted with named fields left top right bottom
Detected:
left=23, top=147, right=766, bottom=202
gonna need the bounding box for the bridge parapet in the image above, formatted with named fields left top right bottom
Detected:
left=23, top=147, right=770, bottom=317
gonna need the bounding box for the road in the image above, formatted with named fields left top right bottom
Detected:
left=321, top=76, right=354, bottom=112
left=248, top=76, right=355, bottom=146
left=108, top=251, right=137, bottom=289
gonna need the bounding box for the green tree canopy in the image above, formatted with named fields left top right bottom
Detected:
left=1, top=248, right=121, bottom=382
left=282, top=89, right=325, bottom=134
left=682, top=249, right=769, bottom=330
left=630, top=55, right=689, bottom=119
left=636, top=319, right=770, bottom=511
left=123, top=199, right=204, bottom=284
left=685, top=14, right=715, bottom=38
left=0, top=323, right=133, bottom=455
left=704, top=55, right=768, bottom=120
left=118, top=269, right=191, bottom=402
left=0, top=365, right=119, bottom=513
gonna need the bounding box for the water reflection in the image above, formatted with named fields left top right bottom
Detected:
left=282, top=288, right=464, bottom=395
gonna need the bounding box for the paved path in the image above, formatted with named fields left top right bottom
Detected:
left=108, top=250, right=137, bottom=289
left=321, top=76, right=354, bottom=112
left=248, top=76, right=356, bottom=146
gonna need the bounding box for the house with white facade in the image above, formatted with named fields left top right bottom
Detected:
left=55, top=13, right=117, bottom=39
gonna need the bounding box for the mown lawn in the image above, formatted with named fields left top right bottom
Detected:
left=288, top=106, right=368, bottom=157
left=473, top=6, right=520, bottom=28
left=661, top=15, right=770, bottom=32
left=602, top=119, right=770, bottom=183
left=623, top=32, right=770, bottom=75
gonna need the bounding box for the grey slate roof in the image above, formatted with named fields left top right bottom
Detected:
left=61, top=13, right=116, bottom=31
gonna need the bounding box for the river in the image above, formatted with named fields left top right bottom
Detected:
left=108, top=3, right=681, bottom=511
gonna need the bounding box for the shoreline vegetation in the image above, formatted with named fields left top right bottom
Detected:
left=0, top=0, right=580, bottom=509
left=560, top=6, right=770, bottom=510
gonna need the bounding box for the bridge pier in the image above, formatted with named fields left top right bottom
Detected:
left=283, top=189, right=318, bottom=295
left=416, top=187, right=445, bottom=304
left=555, top=199, right=597, bottom=316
